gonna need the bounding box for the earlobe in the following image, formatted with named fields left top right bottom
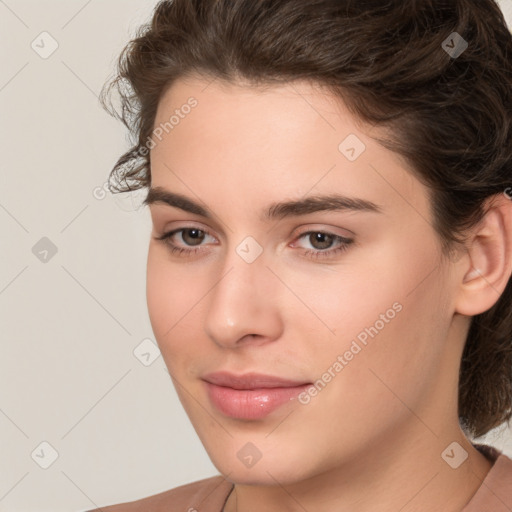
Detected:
left=455, top=193, right=512, bottom=317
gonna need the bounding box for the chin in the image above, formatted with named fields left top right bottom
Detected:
left=205, top=444, right=315, bottom=486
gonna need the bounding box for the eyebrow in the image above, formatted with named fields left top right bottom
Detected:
left=143, top=186, right=383, bottom=221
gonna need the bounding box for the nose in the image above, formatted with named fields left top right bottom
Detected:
left=203, top=247, right=283, bottom=349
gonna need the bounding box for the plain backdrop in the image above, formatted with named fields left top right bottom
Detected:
left=1, top=1, right=512, bottom=511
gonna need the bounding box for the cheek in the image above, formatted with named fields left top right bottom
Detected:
left=299, top=237, right=449, bottom=390
left=293, top=273, right=449, bottom=457
left=146, top=250, right=172, bottom=337
left=146, top=247, right=202, bottom=352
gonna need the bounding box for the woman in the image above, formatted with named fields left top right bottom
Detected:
left=91, top=0, right=512, bottom=510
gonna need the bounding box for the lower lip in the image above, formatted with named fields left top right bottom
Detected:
left=204, top=381, right=312, bottom=420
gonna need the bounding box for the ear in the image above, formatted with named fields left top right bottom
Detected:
left=454, top=192, right=512, bottom=317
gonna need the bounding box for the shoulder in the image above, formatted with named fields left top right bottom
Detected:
left=84, top=475, right=233, bottom=512
left=463, top=444, right=512, bottom=512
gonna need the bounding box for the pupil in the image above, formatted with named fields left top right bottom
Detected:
left=311, top=232, right=332, bottom=250
left=184, top=229, right=204, bottom=246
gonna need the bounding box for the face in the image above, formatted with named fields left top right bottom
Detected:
left=146, top=76, right=464, bottom=485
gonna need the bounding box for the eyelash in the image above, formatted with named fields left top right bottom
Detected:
left=155, top=227, right=354, bottom=260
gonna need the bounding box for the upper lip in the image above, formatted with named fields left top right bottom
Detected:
left=202, top=371, right=311, bottom=390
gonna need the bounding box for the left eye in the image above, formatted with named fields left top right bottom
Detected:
left=291, top=230, right=354, bottom=259
left=295, top=231, right=346, bottom=250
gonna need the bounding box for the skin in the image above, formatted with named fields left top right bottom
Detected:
left=145, top=75, right=512, bottom=512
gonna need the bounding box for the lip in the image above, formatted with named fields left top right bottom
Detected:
left=202, top=371, right=310, bottom=389
left=202, top=372, right=313, bottom=420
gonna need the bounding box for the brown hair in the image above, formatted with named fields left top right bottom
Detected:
left=100, top=0, right=512, bottom=439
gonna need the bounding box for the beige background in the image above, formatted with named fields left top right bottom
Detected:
left=1, top=1, right=512, bottom=510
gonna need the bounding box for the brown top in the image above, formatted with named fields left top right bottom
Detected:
left=86, top=444, right=512, bottom=512
left=463, top=444, right=512, bottom=512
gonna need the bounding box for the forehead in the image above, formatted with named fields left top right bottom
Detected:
left=154, top=75, right=363, bottom=140
left=150, top=75, right=429, bottom=221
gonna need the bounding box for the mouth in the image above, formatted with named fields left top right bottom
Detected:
left=202, top=372, right=313, bottom=420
